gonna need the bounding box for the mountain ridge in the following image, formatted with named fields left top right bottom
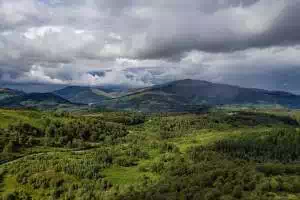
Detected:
left=1, top=79, right=300, bottom=111
left=122, top=79, right=297, bottom=98
left=0, top=92, right=74, bottom=108
left=0, top=88, right=25, bottom=101
left=105, top=79, right=300, bottom=112
left=53, top=86, right=112, bottom=104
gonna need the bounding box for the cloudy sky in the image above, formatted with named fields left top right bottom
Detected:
left=1, top=0, right=300, bottom=93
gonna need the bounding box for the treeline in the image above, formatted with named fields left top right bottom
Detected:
left=148, top=114, right=231, bottom=139
left=218, top=111, right=299, bottom=127
left=94, top=112, right=147, bottom=125
left=256, top=163, right=300, bottom=176
left=211, top=128, right=300, bottom=163
left=149, top=111, right=298, bottom=139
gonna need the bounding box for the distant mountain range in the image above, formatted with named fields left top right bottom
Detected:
left=1, top=79, right=300, bottom=111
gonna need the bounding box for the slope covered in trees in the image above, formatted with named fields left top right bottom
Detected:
left=0, top=108, right=300, bottom=199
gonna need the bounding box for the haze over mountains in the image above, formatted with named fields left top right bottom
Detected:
left=1, top=79, right=300, bottom=111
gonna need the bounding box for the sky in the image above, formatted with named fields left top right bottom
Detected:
left=1, top=0, right=300, bottom=93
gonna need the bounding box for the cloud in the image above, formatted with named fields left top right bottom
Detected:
left=0, top=62, right=154, bottom=88
left=1, top=0, right=300, bottom=93
left=127, top=0, right=299, bottom=59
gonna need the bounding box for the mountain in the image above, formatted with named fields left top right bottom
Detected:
left=2, top=80, right=300, bottom=112
left=106, top=79, right=300, bottom=112
left=0, top=92, right=73, bottom=108
left=53, top=86, right=113, bottom=104
left=0, top=88, right=25, bottom=101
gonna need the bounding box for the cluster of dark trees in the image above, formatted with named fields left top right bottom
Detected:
left=256, top=163, right=300, bottom=176
left=95, top=112, right=147, bottom=125
left=153, top=111, right=299, bottom=139
left=0, top=118, right=129, bottom=156
left=211, top=128, right=300, bottom=163
left=44, top=118, right=128, bottom=147
left=217, top=111, right=299, bottom=127
left=0, top=123, right=40, bottom=154
left=157, top=117, right=194, bottom=139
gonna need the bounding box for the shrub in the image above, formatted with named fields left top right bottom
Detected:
left=204, top=189, right=221, bottom=200
left=159, top=143, right=179, bottom=153
left=114, top=156, right=137, bottom=167
left=232, top=185, right=243, bottom=198
left=2, top=192, right=16, bottom=200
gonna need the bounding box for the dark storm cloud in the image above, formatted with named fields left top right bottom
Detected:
left=253, top=1, right=300, bottom=47
left=1, top=0, right=300, bottom=93
left=2, top=0, right=297, bottom=61
left=130, top=0, right=300, bottom=60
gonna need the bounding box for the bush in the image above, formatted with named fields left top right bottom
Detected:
left=150, top=161, right=165, bottom=173
left=232, top=185, right=243, bottom=198
left=126, top=145, right=150, bottom=159
left=269, top=178, right=280, bottom=192
left=114, top=156, right=137, bottom=167
left=159, top=143, right=179, bottom=153
left=9, top=122, right=43, bottom=137
left=95, top=149, right=113, bottom=166
left=205, top=189, right=221, bottom=200
left=2, top=193, right=16, bottom=200
left=28, top=175, right=51, bottom=189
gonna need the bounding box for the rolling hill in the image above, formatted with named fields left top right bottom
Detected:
left=106, top=79, right=300, bottom=112
left=0, top=92, right=73, bottom=108
left=53, top=86, right=112, bottom=104
left=0, top=88, right=24, bottom=101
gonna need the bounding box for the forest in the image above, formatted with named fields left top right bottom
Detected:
left=0, top=108, right=300, bottom=199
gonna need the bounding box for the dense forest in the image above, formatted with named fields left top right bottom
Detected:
left=1, top=108, right=300, bottom=199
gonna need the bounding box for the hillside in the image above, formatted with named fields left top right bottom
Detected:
left=0, top=88, right=24, bottom=101
left=107, top=79, right=300, bottom=112
left=1, top=108, right=300, bottom=199
left=0, top=92, right=73, bottom=108
left=53, top=86, right=112, bottom=104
